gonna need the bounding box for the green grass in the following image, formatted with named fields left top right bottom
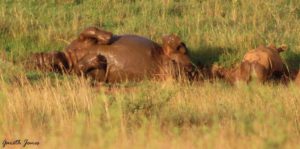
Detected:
left=1, top=0, right=300, bottom=148
left=1, top=0, right=300, bottom=67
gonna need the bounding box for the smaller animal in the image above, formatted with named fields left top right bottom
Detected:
left=213, top=44, right=288, bottom=84
left=242, top=44, right=288, bottom=82
left=212, top=61, right=270, bottom=84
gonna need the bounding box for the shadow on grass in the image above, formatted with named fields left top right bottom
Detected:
left=188, top=45, right=237, bottom=68
left=284, top=50, right=300, bottom=71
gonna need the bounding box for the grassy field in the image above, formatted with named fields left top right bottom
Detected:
left=1, top=0, right=300, bottom=148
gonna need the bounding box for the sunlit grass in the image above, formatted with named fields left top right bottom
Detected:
left=0, top=73, right=300, bottom=148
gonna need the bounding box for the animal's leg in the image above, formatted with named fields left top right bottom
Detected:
left=239, top=61, right=251, bottom=83
left=79, top=27, right=113, bottom=45
left=76, top=54, right=108, bottom=82
left=240, top=61, right=268, bottom=84
left=251, top=62, right=268, bottom=83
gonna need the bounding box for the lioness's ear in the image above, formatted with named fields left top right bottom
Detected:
left=277, top=44, right=288, bottom=53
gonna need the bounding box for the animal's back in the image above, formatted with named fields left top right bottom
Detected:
left=91, top=35, right=163, bottom=82
left=243, top=46, right=284, bottom=72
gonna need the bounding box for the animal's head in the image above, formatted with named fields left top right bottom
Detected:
left=30, top=51, right=70, bottom=73
left=268, top=44, right=288, bottom=53
left=162, top=34, right=193, bottom=72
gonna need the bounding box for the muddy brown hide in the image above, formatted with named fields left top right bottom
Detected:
left=63, top=27, right=113, bottom=71
left=29, top=27, right=112, bottom=73
left=30, top=27, right=193, bottom=83
left=76, top=34, right=193, bottom=83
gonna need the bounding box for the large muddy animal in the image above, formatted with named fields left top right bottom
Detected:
left=212, top=44, right=288, bottom=84
left=30, top=27, right=193, bottom=83
left=75, top=34, right=193, bottom=83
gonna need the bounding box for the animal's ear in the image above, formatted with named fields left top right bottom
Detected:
left=276, top=44, right=288, bottom=53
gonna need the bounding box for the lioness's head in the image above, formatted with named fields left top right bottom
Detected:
left=162, top=34, right=193, bottom=72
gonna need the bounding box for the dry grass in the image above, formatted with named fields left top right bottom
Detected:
left=0, top=73, right=300, bottom=148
